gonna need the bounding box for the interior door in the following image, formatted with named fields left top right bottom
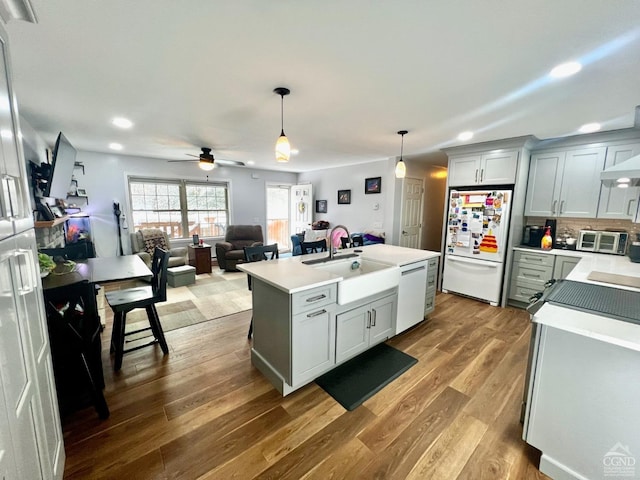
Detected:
left=400, top=177, right=423, bottom=249
left=290, top=183, right=312, bottom=235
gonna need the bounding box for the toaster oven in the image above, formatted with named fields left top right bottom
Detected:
left=577, top=230, right=628, bottom=255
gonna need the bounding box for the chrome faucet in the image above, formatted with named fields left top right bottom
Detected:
left=329, top=225, right=350, bottom=260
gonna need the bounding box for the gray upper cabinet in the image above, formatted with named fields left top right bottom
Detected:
left=525, top=147, right=606, bottom=218
left=448, top=150, right=518, bottom=187
left=597, top=143, right=640, bottom=219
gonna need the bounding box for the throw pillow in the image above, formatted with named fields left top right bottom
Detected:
left=139, top=229, right=169, bottom=254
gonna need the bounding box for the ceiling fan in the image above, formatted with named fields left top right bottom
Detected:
left=167, top=147, right=245, bottom=170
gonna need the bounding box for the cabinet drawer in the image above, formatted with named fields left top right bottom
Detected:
left=513, top=250, right=554, bottom=267
left=428, top=257, right=438, bottom=270
left=513, top=263, right=553, bottom=287
left=424, top=291, right=436, bottom=315
left=508, top=279, right=541, bottom=304
left=292, top=284, right=336, bottom=313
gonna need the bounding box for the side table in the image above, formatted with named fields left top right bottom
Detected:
left=188, top=244, right=212, bottom=274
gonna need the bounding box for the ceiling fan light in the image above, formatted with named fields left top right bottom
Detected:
left=275, top=132, right=290, bottom=163
left=199, top=160, right=215, bottom=171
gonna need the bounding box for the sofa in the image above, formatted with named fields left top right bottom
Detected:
left=215, top=225, right=264, bottom=271
left=130, top=229, right=188, bottom=268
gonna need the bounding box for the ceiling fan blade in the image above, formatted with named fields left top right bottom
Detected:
left=215, top=159, right=245, bottom=167
left=167, top=159, right=199, bottom=163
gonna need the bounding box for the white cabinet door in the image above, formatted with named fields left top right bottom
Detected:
left=369, top=295, right=396, bottom=345
left=558, top=147, right=606, bottom=218
left=335, top=304, right=369, bottom=364
left=291, top=305, right=336, bottom=386
left=448, top=155, right=481, bottom=187
left=449, top=151, right=518, bottom=187
left=524, top=151, right=564, bottom=217
left=0, top=376, right=17, bottom=480
left=480, top=150, right=518, bottom=185
left=525, top=147, right=606, bottom=218
left=597, top=143, right=640, bottom=219
left=0, top=238, right=44, bottom=480
left=552, top=255, right=579, bottom=280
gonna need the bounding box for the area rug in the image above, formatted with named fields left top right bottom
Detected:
left=315, top=343, right=418, bottom=411
left=99, top=269, right=252, bottom=339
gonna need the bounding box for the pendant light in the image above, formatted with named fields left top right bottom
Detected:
left=274, top=87, right=291, bottom=163
left=395, top=130, right=408, bottom=178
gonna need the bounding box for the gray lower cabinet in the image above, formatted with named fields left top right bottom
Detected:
left=425, top=257, right=438, bottom=315
left=552, top=255, right=580, bottom=280
left=251, top=280, right=337, bottom=395
left=291, top=305, right=335, bottom=386
left=336, top=292, right=397, bottom=364
left=508, top=250, right=580, bottom=306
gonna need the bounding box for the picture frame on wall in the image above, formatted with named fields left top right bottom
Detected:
left=316, top=200, right=328, bottom=213
left=365, top=176, right=381, bottom=194
left=338, top=189, right=351, bottom=205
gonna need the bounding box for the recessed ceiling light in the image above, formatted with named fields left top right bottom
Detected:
left=0, top=129, right=13, bottom=139
left=617, top=177, right=631, bottom=183
left=109, top=143, right=123, bottom=151
left=112, top=117, right=133, bottom=129
left=617, top=183, right=629, bottom=189
left=579, top=123, right=601, bottom=133
left=247, top=160, right=255, bottom=166
left=549, top=61, right=582, bottom=78
left=291, top=148, right=300, bottom=155
left=457, top=131, right=473, bottom=142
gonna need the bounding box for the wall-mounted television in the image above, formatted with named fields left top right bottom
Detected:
left=42, top=132, right=77, bottom=199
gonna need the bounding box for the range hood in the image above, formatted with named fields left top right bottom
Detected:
left=600, top=152, right=640, bottom=187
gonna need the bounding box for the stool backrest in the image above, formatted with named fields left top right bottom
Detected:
left=243, top=244, right=279, bottom=290
left=301, top=239, right=327, bottom=254
left=151, top=247, right=170, bottom=302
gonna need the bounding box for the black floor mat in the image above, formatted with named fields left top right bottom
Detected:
left=316, top=343, right=417, bottom=411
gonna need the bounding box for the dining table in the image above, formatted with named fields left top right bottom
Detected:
left=41, top=255, right=152, bottom=419
left=42, top=254, right=152, bottom=291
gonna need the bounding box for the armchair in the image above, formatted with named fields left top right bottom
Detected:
left=215, top=225, right=264, bottom=271
left=130, top=229, right=188, bottom=268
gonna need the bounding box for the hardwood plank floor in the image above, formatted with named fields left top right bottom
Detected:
left=61, top=292, right=549, bottom=479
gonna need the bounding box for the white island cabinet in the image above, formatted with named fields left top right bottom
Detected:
left=239, top=244, right=440, bottom=396
left=522, top=254, right=640, bottom=480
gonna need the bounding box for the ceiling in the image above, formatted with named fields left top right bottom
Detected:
left=5, top=1, right=640, bottom=172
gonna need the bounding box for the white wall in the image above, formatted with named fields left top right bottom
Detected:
left=298, top=158, right=399, bottom=241
left=71, top=151, right=297, bottom=257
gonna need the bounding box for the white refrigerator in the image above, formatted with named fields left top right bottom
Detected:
left=441, top=188, right=512, bottom=306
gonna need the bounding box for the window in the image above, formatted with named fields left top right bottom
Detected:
left=129, top=178, right=229, bottom=239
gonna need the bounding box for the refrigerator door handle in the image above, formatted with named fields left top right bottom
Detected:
left=447, top=256, right=499, bottom=268
left=14, top=249, right=35, bottom=295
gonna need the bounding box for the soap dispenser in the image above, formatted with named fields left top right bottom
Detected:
left=541, top=226, right=553, bottom=250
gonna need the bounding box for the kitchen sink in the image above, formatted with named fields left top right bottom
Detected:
left=301, top=253, right=359, bottom=265
left=311, top=258, right=400, bottom=305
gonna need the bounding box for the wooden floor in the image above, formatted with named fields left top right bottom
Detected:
left=62, top=292, right=550, bottom=479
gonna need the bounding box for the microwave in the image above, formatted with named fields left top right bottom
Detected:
left=577, top=230, right=628, bottom=255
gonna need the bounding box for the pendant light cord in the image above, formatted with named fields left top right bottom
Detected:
left=280, top=93, right=285, bottom=135
left=400, top=133, right=404, bottom=160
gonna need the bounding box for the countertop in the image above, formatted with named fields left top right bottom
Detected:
left=522, top=247, right=640, bottom=351
left=237, top=244, right=440, bottom=294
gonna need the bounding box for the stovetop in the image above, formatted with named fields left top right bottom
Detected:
left=528, top=280, right=640, bottom=326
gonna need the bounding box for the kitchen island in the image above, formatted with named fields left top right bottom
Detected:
left=238, top=244, right=440, bottom=396
left=522, top=252, right=640, bottom=480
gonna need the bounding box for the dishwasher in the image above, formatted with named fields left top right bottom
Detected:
left=396, top=260, right=428, bottom=334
